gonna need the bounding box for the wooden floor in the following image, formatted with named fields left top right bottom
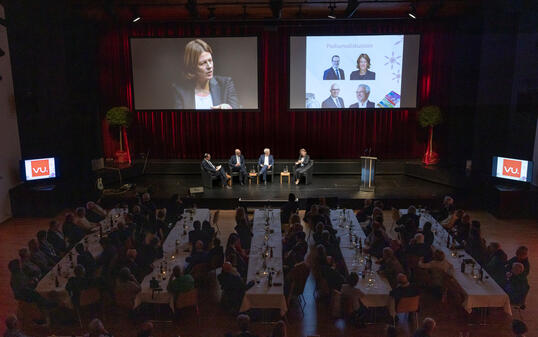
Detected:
left=0, top=210, right=536, bottom=337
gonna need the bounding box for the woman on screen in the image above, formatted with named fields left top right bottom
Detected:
left=350, top=53, right=376, bottom=80
left=173, top=39, right=239, bottom=109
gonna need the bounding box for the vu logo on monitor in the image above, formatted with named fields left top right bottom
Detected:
left=502, top=159, right=522, bottom=178
left=30, top=159, right=50, bottom=178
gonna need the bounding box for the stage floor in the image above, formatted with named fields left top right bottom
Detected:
left=126, top=174, right=457, bottom=207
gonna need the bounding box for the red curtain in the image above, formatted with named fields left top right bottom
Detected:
left=99, top=21, right=449, bottom=160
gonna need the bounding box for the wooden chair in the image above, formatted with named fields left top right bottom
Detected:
left=175, top=288, right=199, bottom=323
left=75, top=287, right=102, bottom=328
left=330, top=289, right=342, bottom=318
left=393, top=295, right=420, bottom=328
left=286, top=262, right=310, bottom=317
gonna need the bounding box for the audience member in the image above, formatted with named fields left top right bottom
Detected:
left=86, top=201, right=107, bottom=223
left=83, top=318, right=110, bottom=337
left=281, top=193, right=298, bottom=224
left=136, top=321, right=154, bottom=337
left=202, top=220, right=215, bottom=240
left=116, top=267, right=142, bottom=301
left=506, top=246, right=530, bottom=278
left=189, top=220, right=210, bottom=247
left=234, top=216, right=253, bottom=251
left=464, top=222, right=486, bottom=263
left=3, top=314, right=29, bottom=337
left=421, top=222, right=434, bottom=249
left=36, top=230, right=60, bottom=262
left=412, top=317, right=436, bottom=337
left=485, top=242, right=508, bottom=286
left=340, top=272, right=368, bottom=325
left=504, top=262, right=530, bottom=306
left=76, top=243, right=97, bottom=278
left=378, top=248, right=405, bottom=288
left=389, top=273, right=419, bottom=308
left=66, top=265, right=92, bottom=307
left=75, top=207, right=95, bottom=232
left=185, top=240, right=210, bottom=273
left=512, top=319, right=528, bottom=337
left=18, top=248, right=42, bottom=280
left=28, top=239, right=54, bottom=273
left=236, top=314, right=258, bottom=337
left=225, top=234, right=248, bottom=278
left=217, top=262, right=253, bottom=314
left=63, top=212, right=85, bottom=246
left=47, top=220, right=67, bottom=255
left=167, top=266, right=195, bottom=297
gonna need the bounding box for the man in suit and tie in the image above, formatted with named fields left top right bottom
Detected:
left=321, top=83, right=345, bottom=109
left=202, top=153, right=230, bottom=188
left=258, top=148, right=274, bottom=184
left=323, top=55, right=345, bottom=80
left=349, top=84, right=375, bottom=108
left=229, top=149, right=247, bottom=185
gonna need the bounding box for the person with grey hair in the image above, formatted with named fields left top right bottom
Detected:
left=229, top=148, right=247, bottom=185
left=4, top=315, right=29, bottom=337
left=412, top=317, right=436, bottom=337
left=349, top=84, right=374, bottom=108
left=83, top=318, right=110, bottom=337
left=257, top=148, right=274, bottom=184
left=321, top=83, right=345, bottom=108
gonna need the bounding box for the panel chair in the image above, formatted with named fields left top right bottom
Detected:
left=393, top=295, right=420, bottom=328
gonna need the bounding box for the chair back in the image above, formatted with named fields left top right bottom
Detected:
left=396, top=295, right=420, bottom=314
left=340, top=293, right=355, bottom=317
left=114, top=285, right=137, bottom=310
left=290, top=262, right=310, bottom=295
left=79, top=287, right=101, bottom=307
left=175, top=288, right=198, bottom=310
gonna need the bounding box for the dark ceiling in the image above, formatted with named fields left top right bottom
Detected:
left=69, top=0, right=485, bottom=23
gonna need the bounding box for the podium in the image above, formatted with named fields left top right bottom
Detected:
left=360, top=156, right=377, bottom=192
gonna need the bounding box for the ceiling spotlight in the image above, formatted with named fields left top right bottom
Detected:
left=408, top=4, right=417, bottom=19
left=328, top=3, right=336, bottom=19
left=132, top=7, right=141, bottom=22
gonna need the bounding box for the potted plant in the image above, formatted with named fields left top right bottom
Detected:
left=418, top=105, right=443, bottom=165
left=106, top=106, right=132, bottom=164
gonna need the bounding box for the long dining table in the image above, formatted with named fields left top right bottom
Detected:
left=240, top=208, right=288, bottom=317
left=329, top=208, right=395, bottom=315
left=399, top=209, right=512, bottom=317
left=134, top=208, right=211, bottom=310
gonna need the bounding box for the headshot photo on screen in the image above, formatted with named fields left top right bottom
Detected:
left=130, top=37, right=258, bottom=110
left=349, top=53, right=376, bottom=80
left=348, top=84, right=375, bottom=108
left=321, top=83, right=345, bottom=108
left=322, top=55, right=345, bottom=80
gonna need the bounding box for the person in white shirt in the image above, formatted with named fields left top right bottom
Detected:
left=201, top=153, right=230, bottom=188
left=257, top=148, right=274, bottom=184
left=228, top=149, right=247, bottom=185
left=349, top=84, right=375, bottom=108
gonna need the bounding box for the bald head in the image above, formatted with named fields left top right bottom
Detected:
left=330, top=83, right=340, bottom=98
left=422, top=317, right=436, bottom=333
left=235, top=149, right=241, bottom=156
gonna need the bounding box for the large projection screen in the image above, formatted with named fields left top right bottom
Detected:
left=290, top=35, right=420, bottom=109
left=130, top=37, right=259, bottom=110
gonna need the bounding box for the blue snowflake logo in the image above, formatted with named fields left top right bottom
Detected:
left=384, top=51, right=401, bottom=70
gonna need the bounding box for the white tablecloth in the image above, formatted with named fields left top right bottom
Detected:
left=36, top=208, right=127, bottom=309
left=134, top=208, right=211, bottom=309
left=400, top=209, right=512, bottom=315
left=240, top=209, right=288, bottom=316
left=330, top=209, right=394, bottom=314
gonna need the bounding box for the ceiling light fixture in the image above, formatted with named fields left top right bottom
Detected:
left=408, top=4, right=417, bottom=19
left=132, top=7, right=141, bottom=22
left=328, top=2, right=336, bottom=19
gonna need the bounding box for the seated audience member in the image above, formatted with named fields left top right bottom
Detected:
left=341, top=272, right=368, bottom=325
left=9, top=259, right=38, bottom=302
left=321, top=256, right=345, bottom=291
left=366, top=229, right=389, bottom=259
left=389, top=273, right=419, bottom=308
left=504, top=262, right=530, bottom=305
left=28, top=239, right=55, bottom=273
left=86, top=201, right=107, bottom=223
left=507, top=246, right=530, bottom=278
left=290, top=231, right=308, bottom=262
left=356, top=199, right=373, bottom=223
left=37, top=230, right=60, bottom=262
left=47, top=220, right=67, bottom=255
left=312, top=223, right=325, bottom=245
left=153, top=209, right=169, bottom=240
left=110, top=221, right=133, bottom=249
left=454, top=213, right=471, bottom=243
left=225, top=234, right=248, bottom=278
left=115, top=267, right=141, bottom=304
left=165, top=194, right=184, bottom=223
left=512, top=319, right=528, bottom=337
left=421, top=222, right=434, bottom=249
left=443, top=209, right=464, bottom=231
left=136, top=236, right=161, bottom=276
left=4, top=314, right=29, bottom=337
left=83, top=318, right=110, bottom=337
left=413, top=317, right=436, bottom=337
left=464, top=222, right=487, bottom=263
left=189, top=220, right=210, bottom=247
left=435, top=195, right=455, bottom=222
left=320, top=230, right=340, bottom=259
left=136, top=321, right=154, bottom=337
left=66, top=265, right=91, bottom=307
left=18, top=248, right=42, bottom=280
left=75, top=207, right=96, bottom=232
left=379, top=248, right=405, bottom=288
left=281, top=193, right=298, bottom=224
left=304, top=204, right=322, bottom=229
left=132, top=205, right=149, bottom=236
left=236, top=314, right=258, bottom=337
left=202, top=220, right=215, bottom=240
left=234, top=216, right=253, bottom=251
left=209, top=238, right=224, bottom=266
left=76, top=243, right=97, bottom=278
left=122, top=249, right=144, bottom=282
left=185, top=240, right=210, bottom=273
left=96, top=237, right=118, bottom=281
left=395, top=217, right=418, bottom=247
left=217, top=262, right=254, bottom=314
left=397, top=206, right=420, bottom=228
left=140, top=192, right=157, bottom=222
left=407, top=233, right=432, bottom=261
left=270, top=320, right=287, bottom=337
left=167, top=266, right=195, bottom=297
left=486, top=242, right=508, bottom=286
left=418, top=250, right=454, bottom=275
left=63, top=212, right=85, bottom=247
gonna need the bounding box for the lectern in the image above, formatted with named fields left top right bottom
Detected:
left=360, top=156, right=377, bottom=192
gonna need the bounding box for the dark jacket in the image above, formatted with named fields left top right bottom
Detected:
left=173, top=76, right=239, bottom=109
left=323, top=67, right=345, bottom=80
left=350, top=70, right=376, bottom=80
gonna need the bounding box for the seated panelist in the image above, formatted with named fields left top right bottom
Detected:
left=294, top=148, right=312, bottom=185
left=229, top=149, right=247, bottom=185
left=202, top=153, right=230, bottom=188
left=258, top=148, right=274, bottom=184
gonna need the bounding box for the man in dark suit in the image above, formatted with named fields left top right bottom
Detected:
left=258, top=148, right=274, bottom=184
left=321, top=83, right=345, bottom=109
left=47, top=220, right=67, bottom=255
left=323, top=55, right=345, bottom=80
left=349, top=84, right=375, bottom=108
left=202, top=153, right=230, bottom=188
left=229, top=149, right=247, bottom=185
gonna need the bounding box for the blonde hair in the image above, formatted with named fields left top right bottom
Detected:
left=184, top=39, right=213, bottom=80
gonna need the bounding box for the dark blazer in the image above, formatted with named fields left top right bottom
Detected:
left=350, top=70, right=376, bottom=80
left=323, top=67, right=345, bottom=80
left=229, top=154, right=246, bottom=168
left=258, top=154, right=274, bottom=167
left=349, top=100, right=375, bottom=108
left=174, top=76, right=239, bottom=109
left=321, top=96, right=345, bottom=109
left=201, top=159, right=218, bottom=174
left=47, top=229, right=66, bottom=254
left=296, top=155, right=311, bottom=168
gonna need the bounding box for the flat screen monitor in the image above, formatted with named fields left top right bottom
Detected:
left=21, top=157, right=58, bottom=181
left=492, top=156, right=533, bottom=182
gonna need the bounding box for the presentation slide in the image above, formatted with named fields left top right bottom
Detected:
left=289, top=35, right=420, bottom=109
left=130, top=37, right=258, bottom=110
left=492, top=156, right=533, bottom=182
